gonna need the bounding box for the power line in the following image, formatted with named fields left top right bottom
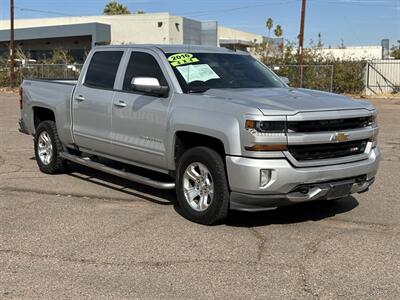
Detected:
left=12, top=1, right=295, bottom=19
left=15, top=6, right=75, bottom=17
left=310, top=0, right=399, bottom=7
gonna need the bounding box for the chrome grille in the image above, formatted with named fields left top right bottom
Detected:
left=288, top=139, right=368, bottom=161
left=287, top=116, right=373, bottom=133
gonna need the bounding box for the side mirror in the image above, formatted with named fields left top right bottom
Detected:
left=280, top=76, right=290, bottom=85
left=131, top=77, right=169, bottom=97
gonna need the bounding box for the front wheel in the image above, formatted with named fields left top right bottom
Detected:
left=176, top=147, right=229, bottom=225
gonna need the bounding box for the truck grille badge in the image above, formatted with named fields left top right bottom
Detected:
left=330, top=132, right=349, bottom=143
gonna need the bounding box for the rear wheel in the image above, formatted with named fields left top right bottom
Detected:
left=176, top=147, right=229, bottom=225
left=34, top=120, right=66, bottom=174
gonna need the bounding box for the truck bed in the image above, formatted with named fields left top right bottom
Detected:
left=21, top=79, right=77, bottom=145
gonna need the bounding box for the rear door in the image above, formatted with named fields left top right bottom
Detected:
left=72, top=50, right=124, bottom=154
left=111, top=50, right=172, bottom=169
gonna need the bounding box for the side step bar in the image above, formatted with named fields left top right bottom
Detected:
left=60, top=152, right=175, bottom=190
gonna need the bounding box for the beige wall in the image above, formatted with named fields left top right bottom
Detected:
left=0, top=14, right=264, bottom=46
left=168, top=15, right=184, bottom=44
left=0, top=13, right=184, bottom=45
left=218, top=26, right=264, bottom=44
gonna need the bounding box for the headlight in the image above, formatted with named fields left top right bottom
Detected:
left=368, top=114, right=377, bottom=126
left=245, top=120, right=286, bottom=134
left=368, top=114, right=378, bottom=148
left=245, top=120, right=287, bottom=151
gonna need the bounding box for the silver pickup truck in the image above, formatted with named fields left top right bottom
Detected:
left=19, top=45, right=380, bottom=225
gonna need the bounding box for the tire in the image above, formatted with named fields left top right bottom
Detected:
left=176, top=146, right=229, bottom=225
left=34, top=120, right=66, bottom=174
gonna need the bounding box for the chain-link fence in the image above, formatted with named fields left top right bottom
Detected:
left=2, top=63, right=338, bottom=95
left=270, top=64, right=334, bottom=92
left=20, top=64, right=84, bottom=81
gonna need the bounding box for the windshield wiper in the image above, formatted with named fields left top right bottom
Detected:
left=187, top=87, right=210, bottom=94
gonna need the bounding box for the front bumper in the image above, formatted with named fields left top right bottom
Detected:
left=226, top=147, right=380, bottom=211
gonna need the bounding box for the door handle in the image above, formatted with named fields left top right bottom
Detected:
left=75, top=95, right=85, bottom=102
left=114, top=101, right=127, bottom=108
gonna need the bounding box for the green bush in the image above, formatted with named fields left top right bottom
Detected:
left=255, top=41, right=366, bottom=94
left=331, top=60, right=366, bottom=94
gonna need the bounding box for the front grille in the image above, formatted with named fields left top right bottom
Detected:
left=287, top=116, right=372, bottom=133
left=288, top=139, right=368, bottom=161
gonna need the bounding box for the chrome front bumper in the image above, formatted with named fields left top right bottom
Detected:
left=226, top=147, right=380, bottom=211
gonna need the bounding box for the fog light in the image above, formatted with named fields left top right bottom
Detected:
left=369, top=135, right=378, bottom=148
left=260, top=169, right=272, bottom=188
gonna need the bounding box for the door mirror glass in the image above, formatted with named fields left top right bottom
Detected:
left=280, top=76, right=290, bottom=85
left=131, top=77, right=169, bottom=97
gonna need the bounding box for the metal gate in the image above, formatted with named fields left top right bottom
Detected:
left=366, top=60, right=400, bottom=95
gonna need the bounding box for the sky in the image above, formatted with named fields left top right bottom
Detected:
left=0, top=0, right=399, bottom=47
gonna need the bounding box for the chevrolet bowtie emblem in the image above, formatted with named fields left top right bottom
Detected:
left=331, top=132, right=349, bottom=143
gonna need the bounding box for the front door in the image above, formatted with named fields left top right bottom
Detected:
left=111, top=50, right=171, bottom=169
left=72, top=50, right=124, bottom=155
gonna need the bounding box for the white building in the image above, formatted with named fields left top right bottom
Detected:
left=316, top=46, right=383, bottom=61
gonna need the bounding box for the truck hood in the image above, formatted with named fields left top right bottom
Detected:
left=203, top=88, right=374, bottom=115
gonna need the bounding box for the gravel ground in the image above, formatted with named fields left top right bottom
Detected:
left=0, top=93, right=399, bottom=299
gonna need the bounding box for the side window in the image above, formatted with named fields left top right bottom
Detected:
left=85, top=51, right=123, bottom=89
left=123, top=52, right=168, bottom=91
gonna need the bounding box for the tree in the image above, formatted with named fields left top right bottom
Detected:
left=40, top=48, right=74, bottom=64
left=339, top=38, right=346, bottom=49
left=391, top=40, right=400, bottom=59
left=103, top=1, right=131, bottom=15
left=274, top=25, right=283, bottom=38
left=317, top=32, right=323, bottom=48
left=266, top=18, right=273, bottom=37
left=392, top=49, right=400, bottom=59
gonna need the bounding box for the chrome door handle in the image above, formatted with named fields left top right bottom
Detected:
left=75, top=95, right=85, bottom=102
left=114, top=101, right=127, bottom=108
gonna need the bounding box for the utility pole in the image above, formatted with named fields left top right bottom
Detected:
left=298, top=0, right=306, bottom=66
left=9, top=0, right=16, bottom=87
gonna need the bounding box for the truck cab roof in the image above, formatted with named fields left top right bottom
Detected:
left=93, top=44, right=246, bottom=54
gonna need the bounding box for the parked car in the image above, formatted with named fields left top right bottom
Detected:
left=19, top=45, right=380, bottom=225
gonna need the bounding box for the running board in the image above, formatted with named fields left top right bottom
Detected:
left=60, top=152, right=175, bottom=190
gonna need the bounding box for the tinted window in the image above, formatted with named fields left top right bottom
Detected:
left=85, top=51, right=123, bottom=89
left=123, top=52, right=168, bottom=91
left=165, top=52, right=284, bottom=93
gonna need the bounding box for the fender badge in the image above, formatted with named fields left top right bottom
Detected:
left=330, top=132, right=349, bottom=143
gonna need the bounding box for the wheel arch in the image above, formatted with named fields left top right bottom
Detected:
left=173, top=131, right=226, bottom=168
left=33, top=106, right=56, bottom=130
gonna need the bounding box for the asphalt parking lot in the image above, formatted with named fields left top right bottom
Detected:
left=0, top=92, right=399, bottom=299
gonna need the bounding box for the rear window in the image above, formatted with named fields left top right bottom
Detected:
left=85, top=51, right=123, bottom=89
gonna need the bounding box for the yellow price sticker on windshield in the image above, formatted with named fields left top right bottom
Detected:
left=168, top=53, right=199, bottom=67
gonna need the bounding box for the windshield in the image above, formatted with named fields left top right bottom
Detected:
left=165, top=52, right=285, bottom=93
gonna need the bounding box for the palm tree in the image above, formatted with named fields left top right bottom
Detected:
left=103, top=1, right=131, bottom=15
left=274, top=25, right=283, bottom=38
left=266, top=18, right=273, bottom=37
